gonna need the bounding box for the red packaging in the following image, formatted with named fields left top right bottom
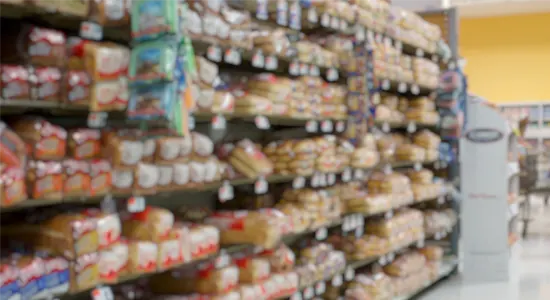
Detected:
left=89, top=159, right=112, bottom=196
left=27, top=160, right=64, bottom=200
left=0, top=65, right=31, bottom=100
left=12, top=118, right=67, bottom=160
left=64, top=71, right=91, bottom=106
left=27, top=26, right=66, bottom=67
left=0, top=166, right=27, bottom=207
left=63, top=159, right=91, bottom=198
left=32, top=67, right=61, bottom=102
left=68, top=129, right=101, bottom=160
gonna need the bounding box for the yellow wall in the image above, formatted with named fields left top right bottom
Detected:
left=459, top=13, right=550, bottom=104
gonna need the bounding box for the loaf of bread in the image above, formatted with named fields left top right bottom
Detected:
left=0, top=166, right=27, bottom=207
left=99, top=242, right=128, bottom=284
left=81, top=209, right=121, bottom=250
left=258, top=245, right=296, bottom=273
left=101, top=131, right=144, bottom=169
left=12, top=118, right=67, bottom=160
left=235, top=257, right=270, bottom=284
left=127, top=240, right=158, bottom=275
left=229, top=139, right=273, bottom=178
left=150, top=265, right=239, bottom=295
left=122, top=206, right=174, bottom=243
left=40, top=213, right=99, bottom=259
left=384, top=252, right=427, bottom=277
left=418, top=246, right=443, bottom=261
left=205, top=211, right=282, bottom=248
left=188, top=223, right=220, bottom=260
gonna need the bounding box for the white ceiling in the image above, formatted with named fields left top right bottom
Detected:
left=457, top=0, right=550, bottom=18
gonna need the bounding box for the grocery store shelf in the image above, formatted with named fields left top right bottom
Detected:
left=394, top=258, right=458, bottom=300
left=374, top=120, right=439, bottom=133
left=0, top=161, right=439, bottom=213
left=193, top=112, right=348, bottom=127
left=379, top=78, right=437, bottom=96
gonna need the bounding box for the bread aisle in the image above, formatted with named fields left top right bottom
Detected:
left=0, top=1, right=457, bottom=300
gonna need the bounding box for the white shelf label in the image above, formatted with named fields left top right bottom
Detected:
left=416, top=239, right=425, bottom=248
left=321, top=13, right=330, bottom=27
left=437, top=195, right=445, bottom=204
left=252, top=51, right=265, bottom=68
left=291, top=292, right=302, bottom=300
left=255, top=177, right=268, bottom=194
left=382, top=79, right=390, bottom=90
left=411, top=84, right=420, bottom=95
left=398, top=82, right=407, bottom=93
left=416, top=48, right=425, bottom=57
left=188, top=114, right=196, bottom=130
left=289, top=60, right=300, bottom=75
left=342, top=168, right=352, bottom=182
left=340, top=19, right=348, bottom=31
left=207, top=45, right=222, bottom=62
left=87, top=112, right=107, bottom=128
left=255, top=115, right=271, bottom=130
left=305, top=120, right=318, bottom=132
left=327, top=68, right=339, bottom=81
left=318, top=173, right=327, bottom=187
left=80, top=21, right=103, bottom=41
left=321, top=120, right=333, bottom=132
left=303, top=287, right=314, bottom=299
left=300, top=63, right=309, bottom=75
left=382, top=122, right=390, bottom=133
left=355, top=226, right=364, bottom=238
left=316, top=227, right=328, bottom=240
left=309, top=65, right=320, bottom=76
left=91, top=286, right=113, bottom=300
left=293, top=176, right=306, bottom=189
left=332, top=275, right=343, bottom=287
left=308, top=7, right=318, bottom=23
left=327, top=173, right=336, bottom=185
left=215, top=250, right=230, bottom=268
left=224, top=48, right=241, bottom=65
left=265, top=55, right=278, bottom=70
left=336, top=120, right=345, bottom=132
left=127, top=196, right=145, bottom=213
left=330, top=16, right=339, bottom=29
left=384, top=210, right=393, bottom=220
left=378, top=255, right=387, bottom=266
left=407, top=122, right=417, bottom=133
left=212, top=114, right=227, bottom=130
left=344, top=267, right=355, bottom=281
left=387, top=252, right=395, bottom=262
left=383, top=164, right=392, bottom=175
left=218, top=181, right=234, bottom=202
left=356, top=26, right=365, bottom=41
left=315, top=281, right=326, bottom=295
left=354, top=169, right=364, bottom=180
left=414, top=162, right=422, bottom=171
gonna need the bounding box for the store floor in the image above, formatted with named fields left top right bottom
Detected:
left=421, top=197, right=550, bottom=300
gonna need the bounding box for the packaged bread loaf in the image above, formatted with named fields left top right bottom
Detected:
left=259, top=245, right=295, bottom=273
left=89, top=159, right=112, bottom=196
left=6, top=256, right=46, bottom=299
left=88, top=0, right=130, bottom=26
left=190, top=132, right=214, bottom=162
left=81, top=209, right=121, bottom=250
left=1, top=166, right=27, bottom=207
left=395, top=144, right=425, bottom=162
left=229, top=139, right=273, bottom=178
left=101, top=131, right=144, bottom=169
left=234, top=256, right=270, bottom=284
left=205, top=211, right=282, bottom=248
left=12, top=118, right=67, bottom=160
left=67, top=129, right=101, bottom=160
left=63, top=159, right=91, bottom=198
left=413, top=130, right=441, bottom=150
left=157, top=235, right=183, bottom=271
left=67, top=39, right=129, bottom=81
left=122, top=206, right=174, bottom=243
left=418, top=246, right=443, bottom=261
left=39, top=213, right=99, bottom=259
left=383, top=252, right=426, bottom=277
left=188, top=223, right=220, bottom=260
left=27, top=160, right=64, bottom=200
left=1, top=65, right=32, bottom=101
left=1, top=25, right=66, bottom=67
left=98, top=242, right=129, bottom=284
left=127, top=240, right=158, bottom=275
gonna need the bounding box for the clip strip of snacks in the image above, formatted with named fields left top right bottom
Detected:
left=0, top=1, right=458, bottom=300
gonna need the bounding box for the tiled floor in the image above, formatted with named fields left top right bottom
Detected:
left=421, top=196, right=550, bottom=300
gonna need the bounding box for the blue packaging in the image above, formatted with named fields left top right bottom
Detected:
left=1, top=263, right=21, bottom=300
left=128, top=82, right=176, bottom=120
left=16, top=257, right=48, bottom=300
left=42, top=257, right=69, bottom=296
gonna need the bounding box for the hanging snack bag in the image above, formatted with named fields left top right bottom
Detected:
left=131, top=0, right=179, bottom=41
left=127, top=82, right=175, bottom=120
left=129, top=41, right=177, bottom=83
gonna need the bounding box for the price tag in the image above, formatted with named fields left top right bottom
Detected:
left=384, top=210, right=393, bottom=220
left=342, top=216, right=350, bottom=232
left=255, top=177, right=268, bottom=194
left=344, top=267, right=355, bottom=281
left=340, top=19, right=348, bottom=31
left=300, top=63, right=309, bottom=75
left=290, top=292, right=302, bottom=300
left=332, top=275, right=343, bottom=287
left=407, top=122, right=416, bottom=133
left=305, top=120, right=318, bottom=132
left=311, top=173, right=319, bottom=188
left=256, top=0, right=268, bottom=20
left=375, top=33, right=382, bottom=43
left=87, top=112, right=107, bottom=128
left=80, top=21, right=103, bottom=41
left=339, top=169, right=351, bottom=183
left=383, top=37, right=392, bottom=48
left=309, top=65, right=320, bottom=76
left=330, top=16, right=339, bottom=29
left=416, top=239, right=425, bottom=248
left=437, top=195, right=445, bottom=204
left=355, top=168, right=366, bottom=180
left=316, top=227, right=328, bottom=240
left=335, top=120, right=345, bottom=132
left=207, top=45, right=222, bottom=62
left=321, top=13, right=330, bottom=27
left=356, top=26, right=365, bottom=41
left=255, top=115, right=271, bottom=129
left=387, top=252, right=395, bottom=262
left=398, top=82, right=407, bottom=93
left=91, top=286, right=114, bottom=300
left=366, top=30, right=375, bottom=43
left=292, top=177, right=305, bottom=189
left=224, top=48, right=241, bottom=65
left=327, top=68, right=339, bottom=81
left=303, top=287, right=314, bottom=299
left=308, top=7, right=318, bottom=23
left=215, top=250, right=230, bottom=268
left=100, top=194, right=116, bottom=213
left=127, top=196, right=145, bottom=213
left=212, top=114, right=227, bottom=130
left=414, top=162, right=422, bottom=171
left=289, top=60, right=300, bottom=75
left=355, top=226, right=364, bottom=238
left=381, top=79, right=390, bottom=90
left=327, top=173, right=336, bottom=185
left=435, top=232, right=442, bottom=240
left=315, top=281, right=326, bottom=295
left=378, top=255, right=387, bottom=266
left=265, top=55, right=278, bottom=70
left=411, top=84, right=420, bottom=95
left=416, top=48, right=425, bottom=57
left=382, top=122, right=390, bottom=133
left=252, top=50, right=265, bottom=68
left=276, top=0, right=288, bottom=25
left=321, top=120, right=333, bottom=132
left=218, top=181, right=234, bottom=202
left=318, top=173, right=327, bottom=187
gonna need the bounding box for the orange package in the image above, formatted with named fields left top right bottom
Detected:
left=63, top=159, right=91, bottom=198
left=0, top=166, right=27, bottom=206
left=27, top=160, right=64, bottom=200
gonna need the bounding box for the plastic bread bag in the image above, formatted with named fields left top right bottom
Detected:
left=234, top=256, right=270, bottom=284
left=122, top=206, right=175, bottom=243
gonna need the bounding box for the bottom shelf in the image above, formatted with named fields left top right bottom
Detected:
left=395, top=258, right=458, bottom=300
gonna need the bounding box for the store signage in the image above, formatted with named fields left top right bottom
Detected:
left=465, top=128, right=503, bottom=143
